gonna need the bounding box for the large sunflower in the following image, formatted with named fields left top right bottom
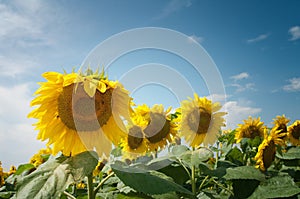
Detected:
left=272, top=115, right=290, bottom=133
left=287, top=120, right=300, bottom=146
left=235, top=116, right=266, bottom=143
left=121, top=104, right=177, bottom=158
left=176, top=94, right=226, bottom=147
left=254, top=129, right=286, bottom=171
left=28, top=70, right=131, bottom=157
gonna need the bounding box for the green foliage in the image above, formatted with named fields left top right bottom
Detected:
left=12, top=151, right=98, bottom=199
left=249, top=175, right=300, bottom=199
left=111, top=161, right=193, bottom=196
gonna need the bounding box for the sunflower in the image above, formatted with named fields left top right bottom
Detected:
left=235, top=116, right=266, bottom=143
left=176, top=94, right=226, bottom=147
left=272, top=115, right=290, bottom=133
left=8, top=166, right=16, bottom=176
left=121, top=104, right=177, bottom=158
left=0, top=162, right=4, bottom=187
left=30, top=147, right=52, bottom=167
left=121, top=124, right=149, bottom=159
left=254, top=129, right=286, bottom=171
left=28, top=70, right=131, bottom=157
left=287, top=120, right=300, bottom=146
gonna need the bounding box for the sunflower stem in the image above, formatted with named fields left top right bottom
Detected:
left=191, top=147, right=196, bottom=195
left=87, top=173, right=94, bottom=199
left=63, top=191, right=76, bottom=199
left=191, top=165, right=196, bottom=195
left=94, top=172, right=115, bottom=194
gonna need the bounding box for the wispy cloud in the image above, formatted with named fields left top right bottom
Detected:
left=229, top=72, right=256, bottom=92
left=222, top=101, right=262, bottom=129
left=288, top=26, right=300, bottom=41
left=187, top=35, right=204, bottom=44
left=155, top=0, right=192, bottom=19
left=230, top=83, right=256, bottom=92
left=283, top=77, right=300, bottom=92
left=247, top=33, right=270, bottom=43
left=0, top=83, right=45, bottom=170
left=230, top=72, right=249, bottom=81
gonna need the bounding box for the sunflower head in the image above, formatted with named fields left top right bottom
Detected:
left=28, top=69, right=131, bottom=157
left=272, top=115, right=290, bottom=134
left=254, top=138, right=276, bottom=171
left=176, top=93, right=226, bottom=147
left=30, top=147, right=52, bottom=167
left=121, top=104, right=177, bottom=159
left=287, top=120, right=300, bottom=146
left=8, top=166, right=16, bottom=176
left=0, top=162, right=4, bottom=187
left=235, top=116, right=266, bottom=143
left=254, top=128, right=285, bottom=171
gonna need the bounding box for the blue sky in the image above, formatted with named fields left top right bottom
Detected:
left=0, top=0, right=300, bottom=169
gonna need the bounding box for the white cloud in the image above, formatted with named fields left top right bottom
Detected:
left=283, top=77, right=300, bottom=92
left=222, top=101, right=262, bottom=129
left=0, top=83, right=45, bottom=170
left=155, top=0, right=192, bottom=19
left=0, top=55, right=39, bottom=77
left=230, top=83, right=256, bottom=92
left=188, top=35, right=204, bottom=44
left=230, top=72, right=249, bottom=81
left=288, top=26, right=300, bottom=41
left=247, top=33, right=270, bottom=43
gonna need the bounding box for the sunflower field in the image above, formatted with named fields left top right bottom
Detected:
left=1, top=69, right=300, bottom=199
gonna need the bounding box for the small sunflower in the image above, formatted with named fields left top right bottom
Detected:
left=0, top=162, right=4, bottom=187
left=272, top=115, right=290, bottom=133
left=121, top=124, right=149, bottom=159
left=121, top=104, right=177, bottom=158
left=235, top=116, right=266, bottom=143
left=287, top=120, right=300, bottom=146
left=30, top=147, right=52, bottom=167
left=176, top=94, right=226, bottom=147
left=8, top=166, right=16, bottom=176
left=254, top=129, right=286, bottom=171
left=28, top=70, right=131, bottom=157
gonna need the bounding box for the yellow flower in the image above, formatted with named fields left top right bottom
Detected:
left=28, top=70, right=131, bottom=157
left=272, top=115, right=290, bottom=133
left=0, top=162, right=4, bottom=187
left=121, top=104, right=177, bottom=158
left=235, top=116, right=266, bottom=143
left=121, top=125, right=149, bottom=159
left=254, top=129, right=286, bottom=171
left=76, top=181, right=86, bottom=189
left=176, top=94, right=226, bottom=147
left=287, top=120, right=300, bottom=146
left=93, top=159, right=107, bottom=176
left=30, top=147, right=52, bottom=167
left=8, top=166, right=16, bottom=176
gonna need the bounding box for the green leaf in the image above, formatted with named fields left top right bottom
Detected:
left=13, top=151, right=98, bottom=199
left=249, top=175, right=300, bottom=199
left=111, top=162, right=193, bottom=195
left=191, top=148, right=213, bottom=166
left=0, top=191, right=15, bottom=199
left=224, top=166, right=265, bottom=181
left=232, top=179, right=260, bottom=199
left=276, top=146, right=300, bottom=160
left=15, top=164, right=35, bottom=175
left=158, top=164, right=190, bottom=185
left=171, top=145, right=189, bottom=156
left=225, top=147, right=244, bottom=166
left=111, top=147, right=123, bottom=157
left=115, top=192, right=152, bottom=199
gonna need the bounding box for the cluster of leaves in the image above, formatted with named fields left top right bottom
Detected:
left=1, top=130, right=300, bottom=199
